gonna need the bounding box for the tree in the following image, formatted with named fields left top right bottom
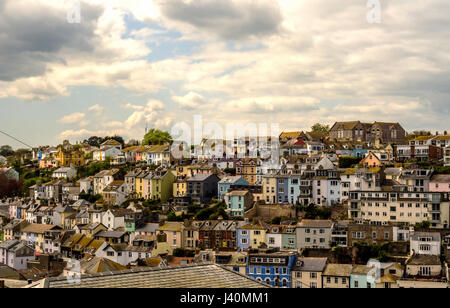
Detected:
left=415, top=221, right=431, bottom=229
left=0, top=145, right=14, bottom=157
left=103, top=135, right=125, bottom=147
left=142, top=129, right=172, bottom=146
left=0, top=173, right=23, bottom=198
left=83, top=136, right=103, bottom=147
left=339, top=156, right=362, bottom=168
left=311, top=123, right=330, bottom=135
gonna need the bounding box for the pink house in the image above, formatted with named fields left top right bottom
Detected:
left=429, top=175, right=450, bottom=192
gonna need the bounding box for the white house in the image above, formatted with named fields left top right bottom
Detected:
left=0, top=240, right=35, bottom=270
left=445, top=146, right=450, bottom=167
left=266, top=226, right=282, bottom=249
left=101, top=209, right=126, bottom=230
left=146, top=144, right=171, bottom=166
left=52, top=167, right=77, bottom=180
left=93, top=147, right=122, bottom=162
left=78, top=176, right=94, bottom=194
left=410, top=232, right=441, bottom=256
left=93, top=169, right=118, bottom=195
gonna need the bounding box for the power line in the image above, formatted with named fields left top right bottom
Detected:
left=0, top=130, right=34, bottom=149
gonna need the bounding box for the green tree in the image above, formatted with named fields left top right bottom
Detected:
left=142, top=129, right=172, bottom=146
left=415, top=221, right=431, bottom=229
left=339, top=156, right=362, bottom=168
left=0, top=145, right=14, bottom=157
left=311, top=123, right=330, bottom=135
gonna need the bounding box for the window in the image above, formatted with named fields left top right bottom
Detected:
left=420, top=267, right=431, bottom=276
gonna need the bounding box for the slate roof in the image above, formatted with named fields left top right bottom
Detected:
left=187, top=173, right=214, bottom=182
left=411, top=232, right=441, bottom=242
left=37, top=263, right=270, bottom=288
left=219, top=176, right=244, bottom=184
left=293, top=258, right=327, bottom=272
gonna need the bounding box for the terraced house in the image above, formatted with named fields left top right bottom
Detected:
left=246, top=251, right=297, bottom=288
left=349, top=190, right=450, bottom=228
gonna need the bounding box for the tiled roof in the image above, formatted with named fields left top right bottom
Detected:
left=79, top=257, right=127, bottom=274
left=298, top=219, right=333, bottom=228
left=407, top=254, right=441, bottom=266
left=21, top=224, right=57, bottom=234
left=158, top=222, right=184, bottom=232
left=351, top=265, right=372, bottom=275
left=323, top=264, right=354, bottom=277
left=430, top=174, right=450, bottom=183
left=38, top=263, right=270, bottom=288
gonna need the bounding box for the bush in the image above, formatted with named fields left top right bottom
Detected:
left=339, top=156, right=362, bottom=168
left=415, top=221, right=431, bottom=229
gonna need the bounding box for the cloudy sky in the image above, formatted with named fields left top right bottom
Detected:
left=1, top=0, right=449, bottom=148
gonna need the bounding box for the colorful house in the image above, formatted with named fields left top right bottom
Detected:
left=224, top=190, right=253, bottom=217
left=149, top=169, right=176, bottom=202
left=246, top=251, right=297, bottom=288
left=218, top=176, right=249, bottom=200
left=238, top=221, right=269, bottom=250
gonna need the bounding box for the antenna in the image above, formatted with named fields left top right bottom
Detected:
left=145, top=121, right=148, bottom=135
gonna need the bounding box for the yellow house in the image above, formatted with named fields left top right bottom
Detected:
left=20, top=224, right=59, bottom=253
left=262, top=175, right=277, bottom=204
left=173, top=178, right=188, bottom=197
left=135, top=171, right=149, bottom=199
left=241, top=221, right=268, bottom=249
left=236, top=159, right=259, bottom=185
left=56, top=146, right=85, bottom=167
left=157, top=222, right=185, bottom=249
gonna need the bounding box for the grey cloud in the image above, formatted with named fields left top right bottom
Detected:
left=0, top=1, right=103, bottom=81
left=160, top=0, right=283, bottom=40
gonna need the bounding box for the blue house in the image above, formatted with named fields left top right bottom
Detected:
left=246, top=251, right=297, bottom=288
left=350, top=265, right=375, bottom=288
left=287, top=175, right=301, bottom=205
left=218, top=176, right=249, bottom=200
left=276, top=176, right=289, bottom=203
left=236, top=226, right=251, bottom=251
left=225, top=190, right=253, bottom=217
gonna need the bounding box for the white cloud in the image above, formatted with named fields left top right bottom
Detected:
left=58, top=112, right=86, bottom=124
left=1, top=0, right=449, bottom=138
left=172, top=92, right=208, bottom=110
left=88, top=104, right=105, bottom=113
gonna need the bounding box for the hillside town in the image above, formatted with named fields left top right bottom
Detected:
left=0, top=121, right=450, bottom=288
